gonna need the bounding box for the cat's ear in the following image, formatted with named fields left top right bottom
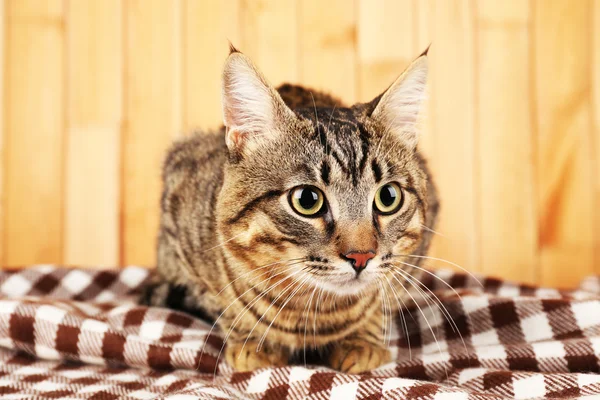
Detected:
left=221, top=47, right=295, bottom=153
left=369, top=50, right=429, bottom=150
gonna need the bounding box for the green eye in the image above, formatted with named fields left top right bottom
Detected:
left=289, top=186, right=325, bottom=217
left=374, top=182, right=403, bottom=215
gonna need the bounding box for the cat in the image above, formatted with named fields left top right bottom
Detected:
left=143, top=45, right=439, bottom=373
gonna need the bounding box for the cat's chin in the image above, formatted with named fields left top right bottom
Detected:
left=311, top=274, right=376, bottom=297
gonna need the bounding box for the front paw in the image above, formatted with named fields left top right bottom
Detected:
left=225, top=341, right=289, bottom=372
left=329, top=339, right=390, bottom=374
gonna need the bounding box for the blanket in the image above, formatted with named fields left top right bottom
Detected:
left=0, top=266, right=598, bottom=400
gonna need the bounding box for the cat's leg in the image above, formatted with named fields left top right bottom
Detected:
left=140, top=273, right=170, bottom=307
left=328, top=310, right=391, bottom=373
left=140, top=272, right=219, bottom=324
left=224, top=336, right=289, bottom=371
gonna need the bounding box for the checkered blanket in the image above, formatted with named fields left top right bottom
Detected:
left=0, top=266, right=599, bottom=399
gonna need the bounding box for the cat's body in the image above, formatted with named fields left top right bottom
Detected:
left=145, top=49, right=439, bottom=373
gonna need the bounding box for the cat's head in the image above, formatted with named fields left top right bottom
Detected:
left=216, top=46, right=429, bottom=296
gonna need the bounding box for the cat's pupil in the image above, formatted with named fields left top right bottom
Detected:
left=298, top=188, right=318, bottom=209
left=380, top=185, right=397, bottom=207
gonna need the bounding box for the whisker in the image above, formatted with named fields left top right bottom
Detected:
left=381, top=279, right=393, bottom=345
left=237, top=266, right=311, bottom=357
left=374, top=109, right=403, bottom=159
left=393, top=268, right=448, bottom=347
left=389, top=260, right=467, bottom=311
left=379, top=273, right=412, bottom=359
left=420, top=224, right=445, bottom=237
left=302, top=284, right=320, bottom=366
left=313, top=285, right=327, bottom=347
left=214, top=257, right=306, bottom=297
left=391, top=254, right=483, bottom=287
left=205, top=260, right=307, bottom=345
left=239, top=276, right=301, bottom=358
left=374, top=280, right=386, bottom=342
left=392, top=265, right=456, bottom=333
left=393, top=268, right=441, bottom=328
left=324, top=104, right=336, bottom=157
left=375, top=278, right=392, bottom=344
left=257, top=275, right=313, bottom=351
left=199, top=261, right=303, bottom=372
left=389, top=273, right=448, bottom=378
left=310, top=92, right=320, bottom=130
left=211, top=272, right=290, bottom=378
left=209, top=264, right=308, bottom=376
left=201, top=232, right=247, bottom=253
left=391, top=263, right=469, bottom=358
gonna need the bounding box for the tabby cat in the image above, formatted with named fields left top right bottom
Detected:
left=144, top=45, right=439, bottom=373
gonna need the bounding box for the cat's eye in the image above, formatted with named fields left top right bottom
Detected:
left=374, top=182, right=403, bottom=215
left=289, top=186, right=325, bottom=217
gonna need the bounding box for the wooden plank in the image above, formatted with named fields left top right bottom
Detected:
left=411, top=0, right=438, bottom=261
left=184, top=0, right=241, bottom=131
left=534, top=0, right=595, bottom=287
left=240, top=0, right=298, bottom=86
left=591, top=0, right=600, bottom=273
left=300, top=0, right=357, bottom=103
left=123, top=0, right=183, bottom=266
left=356, top=0, right=445, bottom=269
left=357, top=0, right=415, bottom=101
left=64, top=0, right=122, bottom=267
left=4, top=0, right=65, bottom=265
left=476, top=3, right=538, bottom=284
left=421, top=0, right=479, bottom=273
left=414, top=0, right=431, bottom=51
left=0, top=0, right=4, bottom=264
left=7, top=0, right=62, bottom=18
left=478, top=0, right=530, bottom=24
left=411, top=0, right=433, bottom=167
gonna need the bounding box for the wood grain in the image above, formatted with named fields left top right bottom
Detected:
left=478, top=0, right=529, bottom=23
left=0, top=0, right=4, bottom=264
left=533, top=0, right=595, bottom=287
left=593, top=0, right=600, bottom=272
left=240, top=0, right=299, bottom=86
left=0, top=1, right=598, bottom=287
left=184, top=0, right=241, bottom=131
left=300, top=0, right=357, bottom=103
left=476, top=2, right=538, bottom=284
left=357, top=0, right=415, bottom=102
left=424, top=0, right=479, bottom=273
left=122, top=0, right=183, bottom=266
left=3, top=0, right=65, bottom=265
left=411, top=0, right=433, bottom=161
left=64, top=0, right=122, bottom=267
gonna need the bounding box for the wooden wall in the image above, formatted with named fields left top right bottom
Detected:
left=0, top=0, right=599, bottom=288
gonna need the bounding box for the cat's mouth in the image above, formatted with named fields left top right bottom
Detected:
left=335, top=276, right=375, bottom=295
left=301, top=258, right=381, bottom=295
left=322, top=269, right=377, bottom=295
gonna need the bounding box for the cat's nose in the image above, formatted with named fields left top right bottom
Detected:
left=342, top=251, right=376, bottom=274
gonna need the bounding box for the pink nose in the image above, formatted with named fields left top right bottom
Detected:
left=344, top=251, right=376, bottom=272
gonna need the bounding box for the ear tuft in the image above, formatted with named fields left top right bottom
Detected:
left=228, top=41, right=240, bottom=55
left=370, top=54, right=428, bottom=150
left=221, top=51, right=293, bottom=153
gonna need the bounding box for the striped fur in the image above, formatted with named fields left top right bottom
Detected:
left=146, top=49, right=439, bottom=372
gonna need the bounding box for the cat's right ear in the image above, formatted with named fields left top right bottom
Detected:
left=221, top=48, right=295, bottom=154
left=367, top=49, right=429, bottom=150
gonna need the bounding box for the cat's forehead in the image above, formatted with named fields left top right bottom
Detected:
left=295, top=107, right=364, bottom=135
left=288, top=107, right=377, bottom=191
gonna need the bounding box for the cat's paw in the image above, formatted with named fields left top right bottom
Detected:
left=329, top=339, right=390, bottom=374
left=225, top=341, right=289, bottom=372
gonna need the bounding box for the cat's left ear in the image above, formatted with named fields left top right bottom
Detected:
left=221, top=47, right=296, bottom=154
left=368, top=49, right=429, bottom=150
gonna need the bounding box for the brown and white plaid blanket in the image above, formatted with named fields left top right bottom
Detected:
left=0, top=266, right=599, bottom=399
